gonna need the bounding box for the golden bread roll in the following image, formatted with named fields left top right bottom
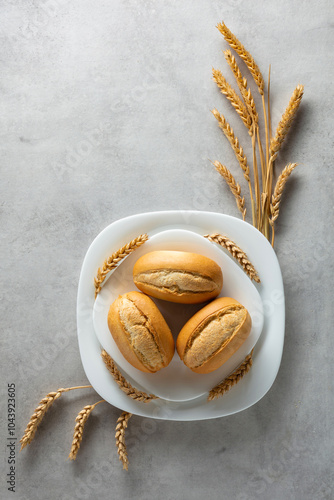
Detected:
left=176, top=297, right=251, bottom=374
left=133, top=250, right=223, bottom=304
left=107, top=291, right=174, bottom=373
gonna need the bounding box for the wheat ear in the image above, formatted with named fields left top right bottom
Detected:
left=212, top=108, right=255, bottom=224
left=224, top=50, right=258, bottom=125
left=208, top=351, right=253, bottom=401
left=217, top=22, right=264, bottom=95
left=101, top=350, right=158, bottom=403
left=204, top=233, right=260, bottom=283
left=214, top=161, right=246, bottom=220
left=20, top=385, right=92, bottom=451
left=68, top=400, right=105, bottom=460
left=270, top=85, right=304, bottom=160
left=270, top=163, right=297, bottom=246
left=212, top=68, right=252, bottom=131
left=94, top=233, right=148, bottom=297
left=223, top=49, right=263, bottom=221
left=115, top=411, right=132, bottom=471
left=218, top=23, right=269, bottom=184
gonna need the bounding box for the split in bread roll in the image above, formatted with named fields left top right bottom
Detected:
left=133, top=250, right=223, bottom=304
left=107, top=291, right=175, bottom=373
left=176, top=297, right=252, bottom=374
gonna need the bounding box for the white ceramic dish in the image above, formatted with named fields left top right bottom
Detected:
left=77, top=211, right=285, bottom=421
left=93, top=229, right=264, bottom=402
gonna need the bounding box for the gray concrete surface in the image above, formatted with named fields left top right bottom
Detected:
left=1, top=1, right=333, bottom=499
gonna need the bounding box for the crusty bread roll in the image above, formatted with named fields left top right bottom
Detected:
left=107, top=291, right=174, bottom=373
left=176, top=297, right=251, bottom=374
left=133, top=250, right=223, bottom=304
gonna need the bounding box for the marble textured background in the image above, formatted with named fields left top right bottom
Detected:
left=1, top=1, right=333, bottom=499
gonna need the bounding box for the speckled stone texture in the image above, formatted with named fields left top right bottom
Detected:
left=1, top=1, right=333, bottom=499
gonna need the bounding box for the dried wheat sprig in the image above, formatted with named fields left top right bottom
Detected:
left=68, top=400, right=105, bottom=460
left=217, top=23, right=269, bottom=183
left=224, top=50, right=258, bottom=125
left=214, top=161, right=246, bottom=220
left=217, top=22, right=264, bottom=95
left=101, top=350, right=158, bottom=403
left=94, top=233, right=149, bottom=297
left=208, top=351, right=253, bottom=401
left=269, top=163, right=297, bottom=246
left=269, top=85, right=304, bottom=160
left=20, top=385, right=92, bottom=451
left=212, top=68, right=252, bottom=131
left=115, top=411, right=132, bottom=471
left=212, top=108, right=255, bottom=225
left=265, top=87, right=303, bottom=238
left=224, top=49, right=265, bottom=202
left=212, top=109, right=250, bottom=181
left=204, top=233, right=260, bottom=283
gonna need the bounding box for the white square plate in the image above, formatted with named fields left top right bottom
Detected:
left=77, top=210, right=284, bottom=421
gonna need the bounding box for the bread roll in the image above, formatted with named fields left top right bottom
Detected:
left=133, top=250, right=223, bottom=304
left=107, top=291, right=174, bottom=373
left=176, top=297, right=251, bottom=374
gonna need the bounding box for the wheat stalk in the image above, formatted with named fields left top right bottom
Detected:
left=214, top=161, right=246, bottom=220
left=217, top=22, right=264, bottom=95
left=269, top=163, right=297, bottom=245
left=263, top=86, right=303, bottom=238
left=224, top=50, right=264, bottom=225
left=270, top=85, right=304, bottom=160
left=94, top=233, right=148, bottom=297
left=218, top=22, right=270, bottom=188
left=208, top=351, right=253, bottom=401
left=260, top=192, right=268, bottom=233
left=204, top=233, right=260, bottom=283
left=68, top=400, right=105, bottom=460
left=115, top=411, right=132, bottom=471
left=224, top=50, right=258, bottom=125
left=101, top=350, right=158, bottom=403
left=212, top=108, right=256, bottom=225
left=212, top=109, right=250, bottom=182
left=215, top=23, right=303, bottom=243
left=20, top=385, right=92, bottom=450
left=212, top=68, right=252, bottom=131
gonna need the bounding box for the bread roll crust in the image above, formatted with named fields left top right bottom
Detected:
left=176, top=297, right=252, bottom=374
left=107, top=291, right=175, bottom=373
left=133, top=251, right=223, bottom=304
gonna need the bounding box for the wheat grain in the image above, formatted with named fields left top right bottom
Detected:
left=20, top=385, right=92, bottom=451
left=214, top=161, right=246, bottom=220
left=204, top=233, right=260, bottom=283
left=115, top=411, right=132, bottom=471
left=208, top=351, right=253, bottom=401
left=68, top=400, right=105, bottom=460
left=101, top=350, right=158, bottom=403
left=217, top=22, right=264, bottom=95
left=270, top=85, right=304, bottom=160
left=212, top=68, right=252, bottom=130
left=94, top=234, right=148, bottom=297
